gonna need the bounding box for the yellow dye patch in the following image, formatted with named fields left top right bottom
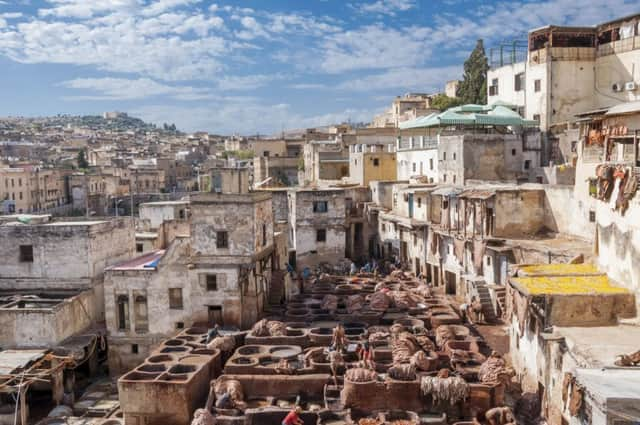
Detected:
left=518, top=263, right=600, bottom=276
left=513, top=275, right=629, bottom=295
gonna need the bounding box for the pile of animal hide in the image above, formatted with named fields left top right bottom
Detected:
left=410, top=351, right=436, bottom=371
left=391, top=332, right=421, bottom=364
left=435, top=325, right=456, bottom=348
left=615, top=349, right=640, bottom=367
left=321, top=294, right=338, bottom=311
left=368, top=331, right=389, bottom=345
left=389, top=291, right=420, bottom=309
left=369, top=291, right=391, bottom=311
left=207, top=336, right=235, bottom=352
left=251, top=319, right=286, bottom=337
left=387, top=363, right=417, bottom=381
left=478, top=354, right=513, bottom=385
left=411, top=285, right=432, bottom=299
left=346, top=294, right=365, bottom=313
left=345, top=367, right=377, bottom=382
left=191, top=409, right=216, bottom=425
left=213, top=379, right=245, bottom=408
left=420, top=375, right=469, bottom=404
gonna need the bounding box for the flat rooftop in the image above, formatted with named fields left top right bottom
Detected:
left=557, top=324, right=640, bottom=368
left=517, top=263, right=601, bottom=277
left=575, top=368, right=640, bottom=405
left=512, top=274, right=629, bottom=296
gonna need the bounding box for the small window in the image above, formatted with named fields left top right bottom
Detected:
left=534, top=79, right=541, bottom=92
left=417, top=197, right=422, bottom=208
left=373, top=158, right=380, bottom=166
left=19, top=245, right=33, bottom=262
left=443, top=152, right=447, bottom=160
left=512, top=148, right=517, bottom=156
left=429, top=158, right=434, bottom=170
left=487, top=256, right=492, bottom=266
left=453, top=153, right=456, bottom=160
left=316, top=229, right=327, bottom=242
left=533, top=114, right=541, bottom=122
left=169, top=288, right=183, bottom=309
left=206, top=275, right=218, bottom=291
left=313, top=201, right=328, bottom=213
left=443, top=199, right=449, bottom=209
left=453, top=175, right=457, bottom=184
left=136, top=243, right=143, bottom=253
left=117, top=295, right=129, bottom=330
left=131, top=344, right=139, bottom=354
left=589, top=210, right=596, bottom=222
left=524, top=160, right=531, bottom=170
left=412, top=162, right=416, bottom=172
left=382, top=224, right=386, bottom=232
left=216, top=231, right=228, bottom=248
left=175, top=322, right=185, bottom=329
left=443, top=174, right=447, bottom=182
left=263, top=150, right=270, bottom=157
left=514, top=73, right=524, bottom=91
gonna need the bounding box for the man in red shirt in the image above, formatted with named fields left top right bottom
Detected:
left=282, top=406, right=304, bottom=425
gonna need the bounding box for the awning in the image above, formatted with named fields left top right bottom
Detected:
left=605, top=100, right=640, bottom=116
left=0, top=349, right=47, bottom=375
left=431, top=186, right=463, bottom=197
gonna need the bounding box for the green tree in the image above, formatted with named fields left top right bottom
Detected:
left=431, top=94, right=463, bottom=111
left=77, top=150, right=89, bottom=169
left=457, top=39, right=489, bottom=105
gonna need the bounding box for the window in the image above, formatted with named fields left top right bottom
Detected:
left=263, top=150, right=270, bottom=157
left=131, top=344, right=139, bottom=354
left=453, top=153, right=456, bottom=160
left=313, top=201, right=328, bottom=213
left=533, top=114, right=541, bottom=122
left=534, top=79, right=541, bottom=92
left=443, top=152, right=447, bottom=160
left=373, top=158, right=380, bottom=166
left=514, top=73, right=525, bottom=91
left=524, top=160, right=531, bottom=170
left=216, top=231, right=228, bottom=248
left=453, top=175, right=457, bottom=184
left=589, top=210, right=596, bottom=222
left=417, top=197, right=422, bottom=208
left=19, top=245, right=33, bottom=262
left=511, top=148, right=517, bottom=156
left=412, top=163, right=416, bottom=172
left=169, top=288, right=183, bottom=309
left=486, top=256, right=492, bottom=266
left=18, top=192, right=22, bottom=200
left=117, top=295, right=129, bottom=330
left=206, top=275, right=218, bottom=291
left=381, top=224, right=386, bottom=231
left=18, top=178, right=22, bottom=187
left=136, top=243, right=143, bottom=253
left=429, top=158, right=434, bottom=170
left=443, top=174, right=447, bottom=182
left=175, top=322, right=185, bottom=329
left=134, top=295, right=148, bottom=332
left=489, top=78, right=498, bottom=96
left=316, top=229, right=327, bottom=242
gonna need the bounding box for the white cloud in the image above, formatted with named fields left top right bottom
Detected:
left=216, top=74, right=283, bottom=91
left=38, top=0, right=141, bottom=19
left=141, top=0, right=200, bottom=17
left=288, top=83, right=326, bottom=90
left=352, top=0, right=416, bottom=16
left=338, top=66, right=461, bottom=92
left=60, top=77, right=214, bottom=100
left=235, top=16, right=270, bottom=40
left=320, top=25, right=431, bottom=73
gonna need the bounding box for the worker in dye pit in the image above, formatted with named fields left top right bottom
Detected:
left=331, top=323, right=347, bottom=352
left=349, top=261, right=357, bottom=275
left=328, top=347, right=345, bottom=386
left=282, top=406, right=304, bottom=425
left=459, top=301, right=471, bottom=323
left=356, top=341, right=374, bottom=369
left=206, top=324, right=220, bottom=344
left=215, top=391, right=234, bottom=410
left=470, top=296, right=484, bottom=324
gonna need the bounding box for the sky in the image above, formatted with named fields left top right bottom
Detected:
left=0, top=0, right=637, bottom=134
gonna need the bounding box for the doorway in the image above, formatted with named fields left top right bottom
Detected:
left=445, top=271, right=456, bottom=295
left=208, top=306, right=223, bottom=327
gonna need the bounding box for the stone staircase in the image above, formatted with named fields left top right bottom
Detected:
left=268, top=270, right=286, bottom=306
left=475, top=284, right=497, bottom=323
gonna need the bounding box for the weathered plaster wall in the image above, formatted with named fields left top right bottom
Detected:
left=494, top=190, right=546, bottom=238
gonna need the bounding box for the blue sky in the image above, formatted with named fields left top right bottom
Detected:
left=0, top=0, right=637, bottom=134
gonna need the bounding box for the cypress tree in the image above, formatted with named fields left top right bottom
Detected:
left=457, top=39, right=489, bottom=105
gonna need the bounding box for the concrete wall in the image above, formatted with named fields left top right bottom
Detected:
left=543, top=185, right=595, bottom=240
left=139, top=203, right=188, bottom=230
left=494, top=190, right=546, bottom=238
left=0, top=219, right=135, bottom=287
left=289, top=189, right=346, bottom=268
left=0, top=289, right=97, bottom=348
left=396, top=148, right=438, bottom=182
left=350, top=152, right=396, bottom=186
left=487, top=61, right=526, bottom=109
